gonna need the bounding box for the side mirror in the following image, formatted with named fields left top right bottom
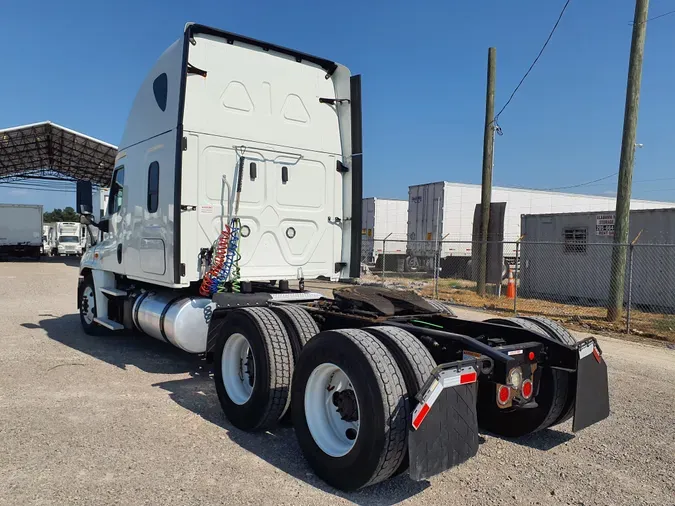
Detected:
left=80, top=214, right=93, bottom=225
left=97, top=218, right=110, bottom=233
left=80, top=204, right=93, bottom=215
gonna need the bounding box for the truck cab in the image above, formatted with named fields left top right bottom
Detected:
left=81, top=23, right=360, bottom=291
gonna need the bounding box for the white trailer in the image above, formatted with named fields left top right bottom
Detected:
left=55, top=222, right=83, bottom=256
left=75, top=24, right=609, bottom=492
left=0, top=204, right=42, bottom=259
left=407, top=181, right=675, bottom=276
left=361, top=197, right=408, bottom=265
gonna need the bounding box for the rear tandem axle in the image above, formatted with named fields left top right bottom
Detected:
left=204, top=286, right=609, bottom=491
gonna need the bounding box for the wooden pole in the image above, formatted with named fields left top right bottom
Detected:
left=607, top=0, right=649, bottom=321
left=478, top=47, right=496, bottom=296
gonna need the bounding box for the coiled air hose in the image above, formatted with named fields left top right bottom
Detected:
left=199, top=154, right=245, bottom=296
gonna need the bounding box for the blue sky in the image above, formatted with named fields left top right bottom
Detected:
left=1, top=0, right=674, bottom=210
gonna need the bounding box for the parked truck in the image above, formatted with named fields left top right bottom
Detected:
left=406, top=181, right=675, bottom=278
left=0, top=204, right=42, bottom=260
left=42, top=224, right=52, bottom=255
left=361, top=197, right=408, bottom=267
left=76, top=24, right=610, bottom=491
left=54, top=222, right=83, bottom=256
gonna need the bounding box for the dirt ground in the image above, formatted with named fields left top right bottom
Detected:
left=1, top=260, right=674, bottom=505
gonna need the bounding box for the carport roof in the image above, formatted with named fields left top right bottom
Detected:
left=0, top=121, right=118, bottom=186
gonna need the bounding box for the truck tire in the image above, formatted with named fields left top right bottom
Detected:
left=519, top=316, right=577, bottom=425
left=478, top=317, right=569, bottom=437
left=213, top=307, right=294, bottom=431
left=520, top=316, right=576, bottom=346
left=270, top=305, right=319, bottom=361
left=271, top=305, right=320, bottom=425
left=79, top=276, right=105, bottom=336
left=292, top=328, right=408, bottom=491
left=484, top=317, right=547, bottom=335
left=423, top=298, right=457, bottom=317
left=363, top=326, right=437, bottom=475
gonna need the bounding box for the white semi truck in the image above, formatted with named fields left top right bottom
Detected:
left=0, top=204, right=42, bottom=260
left=77, top=23, right=609, bottom=491
left=55, top=221, right=83, bottom=256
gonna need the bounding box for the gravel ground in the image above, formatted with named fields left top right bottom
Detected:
left=0, top=259, right=673, bottom=506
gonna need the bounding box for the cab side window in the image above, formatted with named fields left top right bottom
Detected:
left=147, top=161, right=159, bottom=213
left=109, top=167, right=125, bottom=215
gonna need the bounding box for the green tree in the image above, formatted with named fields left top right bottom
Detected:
left=44, top=207, right=79, bottom=223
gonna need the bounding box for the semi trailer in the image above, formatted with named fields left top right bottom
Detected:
left=0, top=204, right=42, bottom=259
left=361, top=197, right=408, bottom=266
left=77, top=23, right=610, bottom=491
left=406, top=181, right=675, bottom=278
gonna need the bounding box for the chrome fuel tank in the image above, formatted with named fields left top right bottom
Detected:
left=132, top=292, right=214, bottom=353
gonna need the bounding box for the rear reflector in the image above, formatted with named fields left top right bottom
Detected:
left=593, top=347, right=602, bottom=363
left=521, top=379, right=533, bottom=399
left=460, top=372, right=477, bottom=384
left=412, top=403, right=431, bottom=430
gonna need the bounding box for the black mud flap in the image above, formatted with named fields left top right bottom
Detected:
left=408, top=358, right=491, bottom=481
left=572, top=338, right=610, bottom=432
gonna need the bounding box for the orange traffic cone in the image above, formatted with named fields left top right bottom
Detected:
left=506, top=267, right=516, bottom=299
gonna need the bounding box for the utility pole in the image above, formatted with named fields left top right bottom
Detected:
left=607, top=0, right=649, bottom=321
left=478, top=47, right=496, bottom=296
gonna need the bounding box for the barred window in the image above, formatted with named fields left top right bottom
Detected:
left=564, top=228, right=587, bottom=254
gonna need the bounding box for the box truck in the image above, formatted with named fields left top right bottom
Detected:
left=406, top=181, right=675, bottom=278
left=361, top=197, right=408, bottom=266
left=75, top=23, right=609, bottom=491
left=55, top=222, right=83, bottom=256
left=0, top=204, right=42, bottom=260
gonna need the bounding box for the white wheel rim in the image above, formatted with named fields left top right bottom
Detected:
left=305, top=363, right=360, bottom=457
left=222, top=333, right=255, bottom=405
left=82, top=286, right=95, bottom=325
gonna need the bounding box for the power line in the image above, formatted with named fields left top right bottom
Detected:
left=545, top=175, right=675, bottom=191
left=0, top=184, right=76, bottom=193
left=544, top=171, right=618, bottom=191
left=632, top=8, right=675, bottom=24
left=494, top=0, right=572, bottom=122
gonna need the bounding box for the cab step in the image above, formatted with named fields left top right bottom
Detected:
left=100, top=287, right=127, bottom=297
left=94, top=317, right=125, bottom=331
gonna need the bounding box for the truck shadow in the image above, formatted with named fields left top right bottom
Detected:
left=152, top=373, right=430, bottom=505
left=41, top=255, right=83, bottom=266
left=28, top=314, right=201, bottom=375
left=27, top=313, right=429, bottom=503
left=486, top=428, right=575, bottom=451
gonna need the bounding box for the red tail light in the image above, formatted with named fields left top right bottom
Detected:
left=497, top=384, right=511, bottom=405
left=521, top=379, right=533, bottom=399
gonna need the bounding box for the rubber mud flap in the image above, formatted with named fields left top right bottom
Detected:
left=408, top=383, right=479, bottom=481
left=573, top=339, right=610, bottom=432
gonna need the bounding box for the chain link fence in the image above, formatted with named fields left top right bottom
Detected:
left=360, top=237, right=675, bottom=342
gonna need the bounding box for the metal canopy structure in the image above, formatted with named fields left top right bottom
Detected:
left=0, top=122, right=117, bottom=186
